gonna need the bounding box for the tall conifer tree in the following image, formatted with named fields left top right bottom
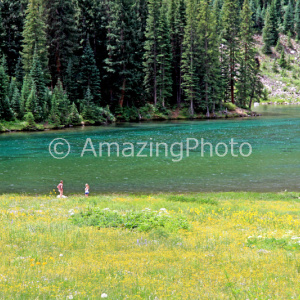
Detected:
left=168, top=0, right=186, bottom=107
left=104, top=0, right=144, bottom=108
left=80, top=40, right=101, bottom=105
left=295, top=0, right=300, bottom=40
left=22, top=0, right=48, bottom=76
left=221, top=0, right=240, bottom=104
left=45, top=0, right=79, bottom=86
left=262, top=1, right=279, bottom=54
left=29, top=48, right=46, bottom=119
left=143, top=0, right=161, bottom=105
left=198, top=0, right=221, bottom=116
left=283, top=0, right=294, bottom=34
left=236, top=0, right=261, bottom=108
left=181, top=0, right=199, bottom=115
left=0, top=0, right=26, bottom=76
left=0, top=64, right=14, bottom=120
left=157, top=5, right=172, bottom=107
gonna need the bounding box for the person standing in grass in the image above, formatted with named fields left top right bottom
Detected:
left=85, top=183, right=90, bottom=197
left=57, top=180, right=63, bottom=198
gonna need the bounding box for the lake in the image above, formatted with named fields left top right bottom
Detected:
left=0, top=105, right=299, bottom=194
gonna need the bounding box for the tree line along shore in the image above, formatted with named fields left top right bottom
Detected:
left=0, top=0, right=298, bottom=131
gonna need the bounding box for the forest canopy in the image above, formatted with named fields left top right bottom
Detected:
left=0, top=0, right=292, bottom=125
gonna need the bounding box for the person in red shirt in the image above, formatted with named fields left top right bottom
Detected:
left=57, top=180, right=63, bottom=198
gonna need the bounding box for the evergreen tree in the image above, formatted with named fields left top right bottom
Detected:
left=24, top=111, right=37, bottom=129
left=143, top=0, right=161, bottom=105
left=274, top=0, right=282, bottom=24
left=256, top=5, right=264, bottom=31
left=250, top=0, right=257, bottom=26
left=20, top=75, right=31, bottom=115
left=26, top=82, right=41, bottom=120
left=80, top=40, right=101, bottom=105
left=168, top=0, right=186, bottom=106
left=82, top=87, right=97, bottom=121
left=1, top=55, right=8, bottom=74
left=52, top=79, right=70, bottom=124
left=295, top=0, right=300, bottom=40
left=15, top=57, right=24, bottom=87
left=22, top=0, right=48, bottom=76
left=43, top=87, right=51, bottom=119
left=272, top=58, right=279, bottom=72
left=275, top=38, right=283, bottom=52
left=29, top=48, right=46, bottom=119
left=67, top=102, right=81, bottom=125
left=278, top=49, right=287, bottom=68
left=8, top=78, right=17, bottom=102
left=64, top=58, right=80, bottom=106
left=181, top=0, right=199, bottom=115
left=103, top=0, right=123, bottom=105
left=0, top=13, right=6, bottom=56
left=198, top=0, right=221, bottom=115
left=11, top=86, right=22, bottom=118
left=103, top=0, right=145, bottom=108
left=77, top=0, right=110, bottom=72
left=48, top=92, right=61, bottom=125
left=287, top=31, right=293, bottom=48
left=0, top=0, right=26, bottom=76
left=262, top=2, right=279, bottom=54
left=77, top=0, right=97, bottom=44
left=129, top=0, right=148, bottom=107
left=236, top=0, right=261, bottom=108
left=221, top=0, right=240, bottom=104
left=261, top=6, right=266, bottom=22
left=45, top=0, right=79, bottom=86
left=157, top=5, right=172, bottom=107
left=0, top=65, right=14, bottom=120
left=283, top=0, right=294, bottom=34
left=212, top=0, right=222, bottom=33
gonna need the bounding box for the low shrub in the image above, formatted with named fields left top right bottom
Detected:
left=23, top=112, right=43, bottom=131
left=246, top=236, right=300, bottom=251
left=139, top=103, right=156, bottom=120
left=167, top=195, right=218, bottom=205
left=83, top=105, right=116, bottom=124
left=71, top=208, right=190, bottom=232
left=222, top=102, right=237, bottom=111
left=115, top=106, right=139, bottom=121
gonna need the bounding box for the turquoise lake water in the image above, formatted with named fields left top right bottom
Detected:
left=0, top=105, right=299, bottom=194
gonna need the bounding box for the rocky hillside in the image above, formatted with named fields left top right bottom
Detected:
left=255, top=34, right=300, bottom=103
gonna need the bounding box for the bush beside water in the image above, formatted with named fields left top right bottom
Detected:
left=71, top=207, right=190, bottom=232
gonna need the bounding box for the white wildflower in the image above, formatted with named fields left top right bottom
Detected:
left=142, top=208, right=151, bottom=212
left=257, top=249, right=270, bottom=254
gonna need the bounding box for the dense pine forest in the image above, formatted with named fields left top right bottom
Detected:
left=0, top=0, right=298, bottom=127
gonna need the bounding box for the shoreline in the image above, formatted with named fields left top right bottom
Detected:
left=0, top=107, right=260, bottom=134
left=258, top=101, right=300, bottom=105
left=1, top=191, right=299, bottom=197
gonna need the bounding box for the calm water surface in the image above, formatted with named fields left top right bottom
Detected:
left=0, top=105, right=299, bottom=194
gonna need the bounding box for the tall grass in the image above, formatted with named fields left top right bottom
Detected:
left=0, top=192, right=300, bottom=299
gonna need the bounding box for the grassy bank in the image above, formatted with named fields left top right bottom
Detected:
left=1, top=192, right=300, bottom=299
left=0, top=105, right=255, bottom=133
